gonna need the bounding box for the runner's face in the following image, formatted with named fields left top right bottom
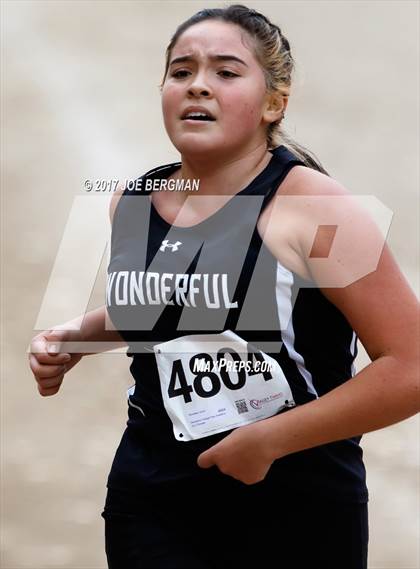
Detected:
left=161, top=20, right=271, bottom=156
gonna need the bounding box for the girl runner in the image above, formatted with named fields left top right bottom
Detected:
left=29, top=5, right=419, bottom=568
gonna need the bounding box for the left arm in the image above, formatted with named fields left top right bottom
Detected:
left=197, top=170, right=419, bottom=484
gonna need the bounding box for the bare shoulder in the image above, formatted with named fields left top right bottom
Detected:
left=109, top=183, right=126, bottom=224
left=279, top=164, right=350, bottom=197
left=280, top=170, right=419, bottom=374
left=263, top=162, right=391, bottom=291
left=258, top=165, right=353, bottom=281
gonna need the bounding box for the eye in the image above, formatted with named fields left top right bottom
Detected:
left=171, top=69, right=191, bottom=79
left=218, top=70, right=239, bottom=78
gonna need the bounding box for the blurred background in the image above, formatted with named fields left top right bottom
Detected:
left=1, top=1, right=419, bottom=567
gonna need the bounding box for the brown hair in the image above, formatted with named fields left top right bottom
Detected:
left=160, top=4, right=329, bottom=175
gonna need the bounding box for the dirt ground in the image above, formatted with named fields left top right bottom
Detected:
left=2, top=1, right=419, bottom=568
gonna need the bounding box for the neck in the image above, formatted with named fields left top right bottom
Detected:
left=172, top=143, right=273, bottom=196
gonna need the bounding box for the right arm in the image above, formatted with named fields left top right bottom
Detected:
left=29, top=184, right=127, bottom=396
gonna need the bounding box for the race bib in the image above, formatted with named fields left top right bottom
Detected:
left=154, top=330, right=296, bottom=441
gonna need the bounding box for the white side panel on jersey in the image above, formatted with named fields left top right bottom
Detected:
left=275, top=261, right=319, bottom=398
left=350, top=331, right=358, bottom=377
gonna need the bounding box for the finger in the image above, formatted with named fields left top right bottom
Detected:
left=197, top=450, right=215, bottom=469
left=29, top=337, right=71, bottom=363
left=29, top=355, right=66, bottom=378
left=38, top=374, right=64, bottom=389
left=29, top=338, right=47, bottom=357
left=38, top=373, right=64, bottom=388
left=34, top=352, right=71, bottom=365
left=44, top=329, right=68, bottom=355
left=46, top=339, right=62, bottom=355
left=29, top=354, right=66, bottom=379
left=38, top=383, right=61, bottom=397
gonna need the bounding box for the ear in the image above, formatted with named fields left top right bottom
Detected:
left=262, top=93, right=288, bottom=125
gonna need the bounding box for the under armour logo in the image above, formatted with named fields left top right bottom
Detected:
left=160, top=240, right=182, bottom=252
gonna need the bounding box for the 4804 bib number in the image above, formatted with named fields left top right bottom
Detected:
left=153, top=331, right=295, bottom=441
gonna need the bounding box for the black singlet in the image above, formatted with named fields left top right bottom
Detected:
left=105, top=145, right=369, bottom=503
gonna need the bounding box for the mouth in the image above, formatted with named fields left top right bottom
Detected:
left=181, top=109, right=216, bottom=122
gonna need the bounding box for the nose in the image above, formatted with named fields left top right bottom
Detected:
left=188, top=86, right=210, bottom=97
left=187, top=72, right=212, bottom=98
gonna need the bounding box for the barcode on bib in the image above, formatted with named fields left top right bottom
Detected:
left=235, top=399, right=249, bottom=414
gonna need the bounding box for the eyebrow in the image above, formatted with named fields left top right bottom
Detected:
left=169, top=54, right=248, bottom=67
